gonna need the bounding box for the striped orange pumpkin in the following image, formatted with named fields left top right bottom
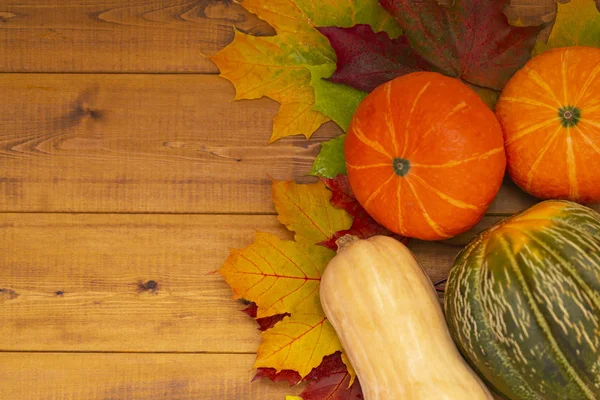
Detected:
left=345, top=72, right=506, bottom=241
left=496, top=46, right=600, bottom=203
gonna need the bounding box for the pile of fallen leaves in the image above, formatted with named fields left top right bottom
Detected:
left=213, top=0, right=600, bottom=398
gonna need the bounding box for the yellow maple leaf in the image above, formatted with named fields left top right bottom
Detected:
left=272, top=180, right=352, bottom=245
left=221, top=231, right=357, bottom=380
left=254, top=305, right=343, bottom=378
left=220, top=180, right=358, bottom=381
left=211, top=0, right=401, bottom=142
left=220, top=232, right=334, bottom=318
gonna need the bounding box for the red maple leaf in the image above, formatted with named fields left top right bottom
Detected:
left=241, top=302, right=290, bottom=331
left=303, top=352, right=349, bottom=382
left=300, top=352, right=363, bottom=400
left=253, top=368, right=303, bottom=386
left=319, top=25, right=434, bottom=92
left=320, top=175, right=360, bottom=216
left=320, top=0, right=541, bottom=93
left=253, top=352, right=364, bottom=397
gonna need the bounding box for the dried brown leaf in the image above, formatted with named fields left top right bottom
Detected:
left=504, top=0, right=568, bottom=41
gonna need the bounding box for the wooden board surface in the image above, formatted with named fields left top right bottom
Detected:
left=0, top=0, right=272, bottom=73
left=1, top=1, right=598, bottom=398
left=0, top=74, right=338, bottom=213
left=0, top=353, right=301, bottom=399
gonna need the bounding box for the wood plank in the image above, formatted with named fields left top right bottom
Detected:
left=0, top=74, right=339, bottom=213
left=0, top=213, right=290, bottom=353
left=3, top=74, right=598, bottom=215
left=489, top=177, right=600, bottom=214
left=0, top=352, right=507, bottom=399
left=0, top=0, right=273, bottom=73
left=0, top=353, right=301, bottom=399
left=0, top=212, right=499, bottom=353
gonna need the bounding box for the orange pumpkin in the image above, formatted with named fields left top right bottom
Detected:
left=345, top=72, right=506, bottom=241
left=496, top=46, right=600, bottom=203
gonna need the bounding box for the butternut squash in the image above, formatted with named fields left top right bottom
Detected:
left=320, top=235, right=493, bottom=400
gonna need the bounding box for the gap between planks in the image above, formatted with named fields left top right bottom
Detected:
left=0, top=72, right=221, bottom=75
left=0, top=211, right=279, bottom=216
left=0, top=211, right=529, bottom=217
left=0, top=350, right=257, bottom=355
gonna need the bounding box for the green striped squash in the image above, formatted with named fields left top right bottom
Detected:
left=445, top=200, right=600, bottom=400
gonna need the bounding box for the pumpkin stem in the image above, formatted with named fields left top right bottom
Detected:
left=335, top=235, right=360, bottom=253
left=392, top=158, right=411, bottom=176
left=558, top=105, right=581, bottom=128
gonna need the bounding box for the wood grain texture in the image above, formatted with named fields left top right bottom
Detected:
left=0, top=74, right=339, bottom=214
left=0, top=0, right=273, bottom=73
left=0, top=212, right=498, bottom=353
left=0, top=213, right=289, bottom=352
left=2, top=74, right=597, bottom=215
left=0, top=353, right=301, bottom=399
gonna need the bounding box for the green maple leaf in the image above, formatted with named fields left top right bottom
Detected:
left=308, top=65, right=368, bottom=132
left=534, top=0, right=600, bottom=54
left=309, top=134, right=348, bottom=178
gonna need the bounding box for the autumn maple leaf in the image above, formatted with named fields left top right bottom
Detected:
left=258, top=353, right=363, bottom=398
left=255, top=306, right=343, bottom=378
left=310, top=135, right=347, bottom=179
left=242, top=302, right=290, bottom=332
left=220, top=180, right=356, bottom=380
left=221, top=232, right=334, bottom=318
left=223, top=236, right=347, bottom=377
left=272, top=179, right=352, bottom=245
left=211, top=0, right=401, bottom=142
left=299, top=353, right=363, bottom=400
left=320, top=0, right=541, bottom=96
left=253, top=367, right=302, bottom=387
left=320, top=24, right=434, bottom=93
